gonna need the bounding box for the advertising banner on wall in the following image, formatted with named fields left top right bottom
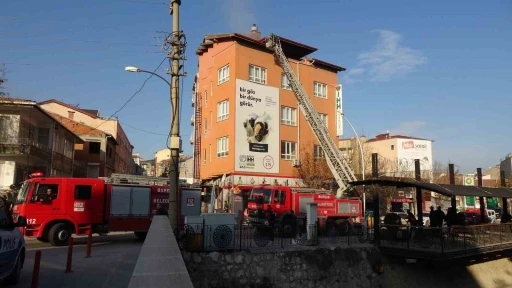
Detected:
left=335, top=85, right=343, bottom=136
left=235, top=79, right=280, bottom=174
left=396, top=139, right=433, bottom=172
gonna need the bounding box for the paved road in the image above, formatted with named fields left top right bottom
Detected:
left=12, top=233, right=142, bottom=288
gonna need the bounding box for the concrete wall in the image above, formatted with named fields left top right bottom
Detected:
left=182, top=247, right=383, bottom=288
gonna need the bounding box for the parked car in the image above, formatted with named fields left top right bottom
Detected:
left=0, top=197, right=28, bottom=285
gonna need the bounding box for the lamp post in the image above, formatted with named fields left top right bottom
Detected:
left=125, top=65, right=177, bottom=223
left=125, top=66, right=172, bottom=87
left=340, top=113, right=366, bottom=215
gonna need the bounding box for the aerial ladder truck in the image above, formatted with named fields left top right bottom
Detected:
left=265, top=34, right=358, bottom=198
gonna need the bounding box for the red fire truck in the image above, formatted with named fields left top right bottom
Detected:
left=247, top=185, right=362, bottom=235
left=11, top=173, right=201, bottom=246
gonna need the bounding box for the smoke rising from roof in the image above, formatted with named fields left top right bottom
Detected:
left=221, top=0, right=257, bottom=33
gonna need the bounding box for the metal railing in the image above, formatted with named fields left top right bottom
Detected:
left=379, top=223, right=512, bottom=257
left=0, top=137, right=52, bottom=154
left=174, top=222, right=374, bottom=253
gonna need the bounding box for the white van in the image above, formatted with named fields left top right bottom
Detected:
left=487, top=209, right=497, bottom=223
left=0, top=197, right=28, bottom=285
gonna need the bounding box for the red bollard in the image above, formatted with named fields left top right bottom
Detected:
left=65, top=237, right=73, bottom=273
left=85, top=227, right=92, bottom=258
left=31, top=250, right=41, bottom=288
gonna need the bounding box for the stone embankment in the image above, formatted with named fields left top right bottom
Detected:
left=182, top=247, right=383, bottom=288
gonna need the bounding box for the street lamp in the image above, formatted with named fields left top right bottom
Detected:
left=340, top=113, right=366, bottom=215
left=124, top=65, right=178, bottom=224
left=124, top=66, right=172, bottom=88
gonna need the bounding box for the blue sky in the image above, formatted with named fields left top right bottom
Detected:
left=1, top=0, right=511, bottom=173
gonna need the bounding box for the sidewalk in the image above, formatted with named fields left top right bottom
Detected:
left=17, top=235, right=142, bottom=288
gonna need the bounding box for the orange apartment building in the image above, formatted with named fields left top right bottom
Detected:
left=192, top=25, right=345, bottom=188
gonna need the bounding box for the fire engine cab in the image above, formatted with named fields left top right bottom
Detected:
left=11, top=173, right=201, bottom=246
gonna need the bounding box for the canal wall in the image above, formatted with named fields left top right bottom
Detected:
left=182, top=246, right=384, bottom=288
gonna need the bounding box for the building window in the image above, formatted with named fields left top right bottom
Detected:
left=249, top=64, right=267, bottom=84
left=281, top=141, right=297, bottom=160
left=217, top=137, right=228, bottom=157
left=204, top=91, right=207, bottom=105
left=391, top=145, right=395, bottom=150
left=281, top=106, right=296, bottom=126
left=314, top=82, right=327, bottom=98
left=218, top=65, right=229, bottom=85
left=87, top=165, right=100, bottom=178
left=203, top=148, right=206, bottom=164
left=204, top=118, right=208, bottom=134
left=319, top=113, right=328, bottom=127
left=314, top=145, right=324, bottom=159
left=281, top=73, right=291, bottom=90
left=209, top=144, right=212, bottom=162
left=38, top=128, right=50, bottom=147
left=217, top=100, right=229, bottom=121
left=88, top=141, right=101, bottom=154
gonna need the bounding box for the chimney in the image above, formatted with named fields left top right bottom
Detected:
left=68, top=111, right=75, bottom=120
left=249, top=24, right=261, bottom=40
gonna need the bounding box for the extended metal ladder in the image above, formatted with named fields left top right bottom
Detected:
left=265, top=34, right=357, bottom=196
left=106, top=173, right=170, bottom=186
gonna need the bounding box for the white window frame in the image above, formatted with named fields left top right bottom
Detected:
left=281, top=73, right=291, bottom=90
left=217, top=100, right=229, bottom=122
left=314, top=82, right=327, bottom=98
left=204, top=118, right=208, bottom=134
left=204, top=90, right=208, bottom=105
left=281, top=141, right=297, bottom=160
left=249, top=64, right=267, bottom=84
left=217, top=137, right=228, bottom=157
left=218, top=65, right=229, bottom=85
left=281, top=106, right=297, bottom=126
left=319, top=113, right=328, bottom=127
left=314, top=145, right=325, bottom=159
left=203, top=148, right=206, bottom=164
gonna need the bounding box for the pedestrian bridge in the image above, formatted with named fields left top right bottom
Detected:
left=377, top=223, right=512, bottom=263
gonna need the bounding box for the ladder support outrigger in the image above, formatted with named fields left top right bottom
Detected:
left=265, top=34, right=357, bottom=197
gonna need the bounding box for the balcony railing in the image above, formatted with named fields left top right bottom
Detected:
left=0, top=137, right=52, bottom=154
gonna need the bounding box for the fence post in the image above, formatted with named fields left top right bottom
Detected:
left=31, top=250, right=41, bottom=288
left=85, top=226, right=93, bottom=258
left=239, top=219, right=243, bottom=251
left=65, top=237, right=73, bottom=273
left=202, top=219, right=205, bottom=252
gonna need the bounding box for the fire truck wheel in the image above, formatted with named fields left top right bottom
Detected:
left=134, top=232, right=148, bottom=240
left=48, top=223, right=71, bottom=246
left=337, top=220, right=352, bottom=235
left=36, top=236, right=48, bottom=242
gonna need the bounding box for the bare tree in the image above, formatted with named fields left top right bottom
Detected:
left=293, top=141, right=332, bottom=189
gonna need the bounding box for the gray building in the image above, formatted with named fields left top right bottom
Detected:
left=500, top=154, right=512, bottom=179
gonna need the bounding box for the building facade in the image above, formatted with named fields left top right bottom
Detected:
left=39, top=99, right=134, bottom=174
left=140, top=159, right=155, bottom=176
left=500, top=154, right=512, bottom=180
left=0, top=98, right=84, bottom=189
left=50, top=112, right=117, bottom=178
left=154, top=148, right=170, bottom=177
left=192, top=25, right=344, bottom=187
left=363, top=133, right=434, bottom=179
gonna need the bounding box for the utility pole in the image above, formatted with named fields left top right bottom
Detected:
left=167, top=0, right=186, bottom=228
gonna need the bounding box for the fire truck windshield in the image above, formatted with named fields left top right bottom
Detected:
left=248, top=188, right=272, bottom=204
left=16, top=181, right=32, bottom=203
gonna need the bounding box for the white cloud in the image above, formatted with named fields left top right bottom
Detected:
left=344, top=30, right=426, bottom=84
left=221, top=0, right=256, bottom=32
left=390, top=120, right=427, bottom=135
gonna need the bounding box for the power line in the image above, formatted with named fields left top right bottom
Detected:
left=116, top=0, right=167, bottom=4
left=86, top=57, right=168, bottom=133
left=0, top=34, right=158, bottom=47
left=0, top=44, right=162, bottom=54
left=1, top=16, right=162, bottom=33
